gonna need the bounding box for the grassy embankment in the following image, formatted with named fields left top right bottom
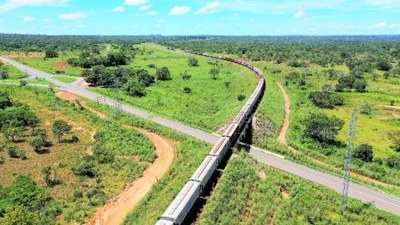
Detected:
left=197, top=153, right=400, bottom=225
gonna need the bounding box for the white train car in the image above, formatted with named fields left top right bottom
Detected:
left=158, top=181, right=201, bottom=225
left=190, top=156, right=218, bottom=188
left=209, top=137, right=230, bottom=163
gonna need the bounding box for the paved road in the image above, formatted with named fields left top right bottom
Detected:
left=1, top=56, right=399, bottom=216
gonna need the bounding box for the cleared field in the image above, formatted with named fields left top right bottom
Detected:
left=91, top=43, right=257, bottom=132
left=196, top=153, right=400, bottom=225
left=0, top=85, right=156, bottom=223
left=14, top=51, right=84, bottom=76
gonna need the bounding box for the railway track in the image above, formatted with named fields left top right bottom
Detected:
left=1, top=50, right=399, bottom=222
left=156, top=51, right=265, bottom=225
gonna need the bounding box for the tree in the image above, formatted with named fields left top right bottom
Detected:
left=354, top=79, right=368, bottom=92
left=45, top=49, right=58, bottom=58
left=0, top=206, right=41, bottom=225
left=336, top=74, right=355, bottom=92
left=52, top=120, right=71, bottom=142
left=19, top=80, right=28, bottom=87
left=376, top=60, right=392, bottom=71
left=386, top=154, right=400, bottom=169
left=136, top=69, right=155, bottom=87
left=123, top=78, right=146, bottom=97
left=30, top=137, right=47, bottom=153
left=41, top=166, right=59, bottom=187
left=209, top=68, right=220, bottom=80
left=183, top=87, right=192, bottom=94
left=155, top=67, right=171, bottom=80
left=0, top=69, right=9, bottom=79
left=188, top=57, right=199, bottom=67
left=303, top=113, right=345, bottom=145
left=353, top=144, right=374, bottom=162
left=0, top=91, right=13, bottom=109
left=309, top=91, right=343, bottom=109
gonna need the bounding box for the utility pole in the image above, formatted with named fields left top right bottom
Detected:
left=341, top=109, right=358, bottom=214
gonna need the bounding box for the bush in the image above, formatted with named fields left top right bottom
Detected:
left=0, top=155, right=4, bottom=164
left=123, top=79, right=146, bottom=97
left=53, top=120, right=71, bottom=142
left=303, top=113, right=344, bottom=145
left=386, top=154, right=400, bottom=169
left=136, top=69, right=155, bottom=87
left=155, top=67, right=171, bottom=80
left=30, top=137, right=47, bottom=153
left=0, top=91, right=13, bottom=109
left=309, top=91, right=343, bottom=109
left=183, top=87, right=192, bottom=94
left=0, top=70, right=9, bottom=79
left=376, top=60, right=392, bottom=71
left=354, top=79, right=368, bottom=92
left=336, top=74, right=355, bottom=92
left=237, top=94, right=246, bottom=101
left=73, top=159, right=97, bottom=178
left=353, top=144, right=374, bottom=162
left=19, top=80, right=28, bottom=87
left=360, top=102, right=372, bottom=115
left=181, top=70, right=191, bottom=80
left=188, top=58, right=199, bottom=67
left=45, top=49, right=58, bottom=58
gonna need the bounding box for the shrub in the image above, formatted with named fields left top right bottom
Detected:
left=123, top=79, right=146, bottom=97
left=386, top=154, right=400, bottom=169
left=336, top=74, right=355, bottom=92
left=188, top=58, right=199, bottom=67
left=52, top=120, right=72, bottom=142
left=309, top=91, right=343, bottom=109
left=20, top=80, right=28, bottom=87
left=181, top=70, right=192, bottom=80
left=183, top=87, right=192, bottom=94
left=30, top=137, right=47, bottom=153
left=354, top=79, right=368, bottom=92
left=360, top=102, right=372, bottom=115
left=7, top=146, right=19, bottom=158
left=376, top=60, right=392, bottom=71
left=73, top=159, right=97, bottom=178
left=0, top=70, right=8, bottom=79
left=155, top=67, right=171, bottom=80
left=136, top=69, right=155, bottom=87
left=0, top=91, right=13, bottom=109
left=353, top=144, right=374, bottom=162
left=237, top=94, right=246, bottom=101
left=303, top=113, right=344, bottom=145
left=45, top=49, right=58, bottom=58
left=0, top=155, right=4, bottom=164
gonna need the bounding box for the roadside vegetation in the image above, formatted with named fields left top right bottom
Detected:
left=197, top=153, right=400, bottom=224
left=0, top=85, right=156, bottom=224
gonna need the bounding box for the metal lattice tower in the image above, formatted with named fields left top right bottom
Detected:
left=341, top=109, right=358, bottom=214
left=112, top=79, right=122, bottom=119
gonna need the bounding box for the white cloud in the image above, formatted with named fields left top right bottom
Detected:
left=195, top=1, right=221, bottom=14
left=139, top=5, right=151, bottom=11
left=124, top=0, right=148, bottom=6
left=371, top=22, right=400, bottom=29
left=0, top=18, right=3, bottom=23
left=293, top=10, right=306, bottom=19
left=59, top=11, right=90, bottom=20
left=169, top=6, right=191, bottom=15
left=0, top=0, right=68, bottom=13
left=42, top=18, right=51, bottom=23
left=111, top=6, right=125, bottom=12
left=23, top=16, right=35, bottom=21
left=147, top=10, right=158, bottom=16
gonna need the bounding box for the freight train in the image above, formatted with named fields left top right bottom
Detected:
left=156, top=50, right=265, bottom=225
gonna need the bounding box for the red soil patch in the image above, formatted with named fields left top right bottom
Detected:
left=54, top=62, right=68, bottom=68
left=5, top=52, right=44, bottom=59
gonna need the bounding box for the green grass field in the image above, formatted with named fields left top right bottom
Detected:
left=0, top=85, right=156, bottom=223
left=91, top=43, right=257, bottom=132
left=252, top=60, right=400, bottom=187
left=197, top=153, right=400, bottom=225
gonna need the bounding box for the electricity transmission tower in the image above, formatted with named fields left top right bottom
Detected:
left=112, top=79, right=122, bottom=119
left=341, top=109, right=358, bottom=214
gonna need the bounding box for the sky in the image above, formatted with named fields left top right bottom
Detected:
left=0, top=0, right=399, bottom=35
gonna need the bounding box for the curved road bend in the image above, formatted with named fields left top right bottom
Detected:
left=1, top=56, right=399, bottom=216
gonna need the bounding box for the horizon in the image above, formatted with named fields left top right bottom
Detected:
left=0, top=0, right=399, bottom=36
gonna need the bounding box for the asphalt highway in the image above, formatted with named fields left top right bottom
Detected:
left=1, top=56, right=399, bottom=216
